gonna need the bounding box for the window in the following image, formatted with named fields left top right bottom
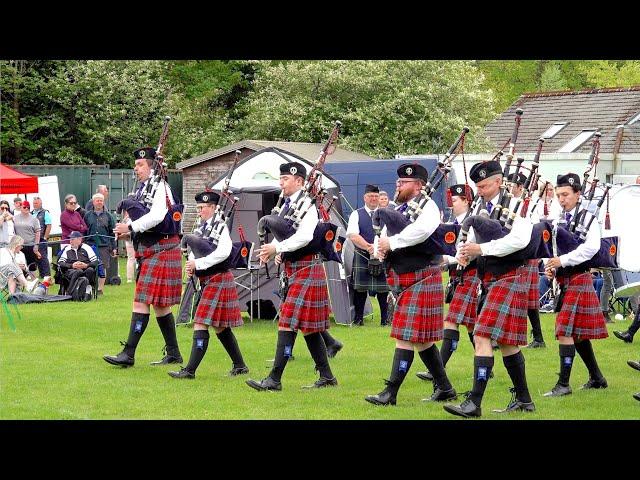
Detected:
left=558, top=130, right=597, bottom=153
left=541, top=122, right=567, bottom=139
left=628, top=112, right=640, bottom=125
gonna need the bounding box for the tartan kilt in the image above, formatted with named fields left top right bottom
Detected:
left=279, top=256, right=330, bottom=333
left=352, top=248, right=389, bottom=293
left=474, top=265, right=529, bottom=346
left=525, top=259, right=541, bottom=309
left=387, top=265, right=444, bottom=344
left=445, top=268, right=479, bottom=329
left=134, top=235, right=182, bottom=307
left=193, top=271, right=243, bottom=328
left=555, top=272, right=608, bottom=340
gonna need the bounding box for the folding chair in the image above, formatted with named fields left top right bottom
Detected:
left=0, top=269, right=21, bottom=331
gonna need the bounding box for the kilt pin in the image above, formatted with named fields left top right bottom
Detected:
left=387, top=265, right=444, bottom=344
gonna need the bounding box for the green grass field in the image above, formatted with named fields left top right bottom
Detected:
left=2, top=259, right=640, bottom=420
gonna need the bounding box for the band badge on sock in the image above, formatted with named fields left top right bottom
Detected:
left=284, top=345, right=293, bottom=358
left=134, top=320, right=143, bottom=333
left=563, top=356, right=573, bottom=366
left=196, top=339, right=205, bottom=350
left=477, top=366, right=488, bottom=381
left=399, top=360, right=408, bottom=372
left=451, top=340, right=458, bottom=351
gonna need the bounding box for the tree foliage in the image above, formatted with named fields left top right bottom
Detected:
left=240, top=60, right=497, bottom=156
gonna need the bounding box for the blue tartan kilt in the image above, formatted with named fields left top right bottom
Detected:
left=352, top=247, right=389, bottom=293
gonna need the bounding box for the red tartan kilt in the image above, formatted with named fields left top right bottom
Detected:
left=556, top=272, right=608, bottom=340
left=387, top=265, right=444, bottom=344
left=474, top=266, right=529, bottom=346
left=525, top=260, right=541, bottom=309
left=279, top=256, right=330, bottom=333
left=193, top=271, right=243, bottom=328
left=445, top=268, right=479, bottom=329
left=134, top=235, right=182, bottom=307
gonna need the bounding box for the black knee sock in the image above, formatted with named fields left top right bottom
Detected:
left=503, top=351, right=532, bottom=403
left=629, top=310, right=640, bottom=336
left=269, top=330, right=297, bottom=382
left=320, top=330, right=336, bottom=348
left=387, top=348, right=414, bottom=395
left=468, top=331, right=475, bottom=347
left=558, top=344, right=576, bottom=386
left=124, top=312, right=150, bottom=356
left=440, top=329, right=460, bottom=367
left=353, top=291, right=367, bottom=322
left=156, top=312, right=181, bottom=357
left=304, top=332, right=334, bottom=379
left=377, top=292, right=389, bottom=324
left=528, top=309, right=544, bottom=342
left=185, top=330, right=209, bottom=373
left=469, top=356, right=494, bottom=406
left=418, top=344, right=453, bottom=391
left=216, top=328, right=246, bottom=368
left=575, top=339, right=604, bottom=381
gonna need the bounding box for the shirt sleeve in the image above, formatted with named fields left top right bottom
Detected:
left=559, top=212, right=601, bottom=267
left=131, top=181, right=174, bottom=233
left=274, top=204, right=318, bottom=254
left=194, top=224, right=233, bottom=271
left=44, top=211, right=52, bottom=224
left=388, top=199, right=440, bottom=251
left=346, top=210, right=360, bottom=236
left=479, top=215, right=533, bottom=257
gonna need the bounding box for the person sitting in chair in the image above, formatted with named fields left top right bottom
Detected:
left=58, top=231, right=98, bottom=298
left=0, top=235, right=31, bottom=294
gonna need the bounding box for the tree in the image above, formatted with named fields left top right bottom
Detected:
left=240, top=61, right=497, bottom=157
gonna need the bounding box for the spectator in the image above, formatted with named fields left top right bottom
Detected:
left=84, top=193, right=117, bottom=295
left=12, top=197, right=23, bottom=215
left=86, top=185, right=109, bottom=211
left=0, top=235, right=30, bottom=294
left=30, top=196, right=52, bottom=277
left=0, top=200, right=15, bottom=247
left=378, top=190, right=397, bottom=209
left=60, top=194, right=88, bottom=244
left=12, top=200, right=42, bottom=276
left=58, top=231, right=98, bottom=298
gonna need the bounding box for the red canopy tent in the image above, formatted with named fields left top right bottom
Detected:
left=0, top=164, right=39, bottom=194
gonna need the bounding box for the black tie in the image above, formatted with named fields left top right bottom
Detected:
left=369, top=210, right=374, bottom=219
left=565, top=212, right=572, bottom=223
left=135, top=182, right=145, bottom=199
left=486, top=201, right=493, bottom=214
left=398, top=203, right=408, bottom=213
left=283, top=197, right=290, bottom=212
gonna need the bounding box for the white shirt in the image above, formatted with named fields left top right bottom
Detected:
left=0, top=218, right=15, bottom=244
left=130, top=180, right=176, bottom=233
left=346, top=206, right=377, bottom=236
left=270, top=189, right=318, bottom=254
left=552, top=206, right=601, bottom=267
left=529, top=195, right=562, bottom=224
left=188, top=219, right=233, bottom=271
left=383, top=196, right=441, bottom=251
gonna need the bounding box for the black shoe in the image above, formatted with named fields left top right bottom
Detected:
left=443, top=398, right=481, bottom=418
left=627, top=360, right=640, bottom=372
left=103, top=351, right=134, bottom=367
left=525, top=340, right=546, bottom=349
left=365, top=380, right=397, bottom=406
left=326, top=341, right=343, bottom=359
left=492, top=389, right=536, bottom=413
left=614, top=330, right=634, bottom=343
left=168, top=368, right=195, bottom=379
left=246, top=377, right=282, bottom=391
left=352, top=319, right=364, bottom=327
left=543, top=383, right=572, bottom=397
left=302, top=376, right=338, bottom=389
left=416, top=371, right=434, bottom=382
left=150, top=346, right=183, bottom=366
left=229, top=365, right=249, bottom=376
left=580, top=377, right=608, bottom=390
left=103, top=342, right=134, bottom=367
left=633, top=392, right=640, bottom=402
left=422, top=387, right=457, bottom=402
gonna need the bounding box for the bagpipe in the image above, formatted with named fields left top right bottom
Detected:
left=256, top=121, right=344, bottom=265
left=116, top=116, right=184, bottom=235
left=370, top=126, right=470, bottom=271
left=180, top=150, right=253, bottom=270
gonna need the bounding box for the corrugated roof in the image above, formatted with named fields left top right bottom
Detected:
left=176, top=140, right=374, bottom=170
left=485, top=86, right=640, bottom=154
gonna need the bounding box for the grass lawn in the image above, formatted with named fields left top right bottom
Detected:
left=2, top=258, right=640, bottom=420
